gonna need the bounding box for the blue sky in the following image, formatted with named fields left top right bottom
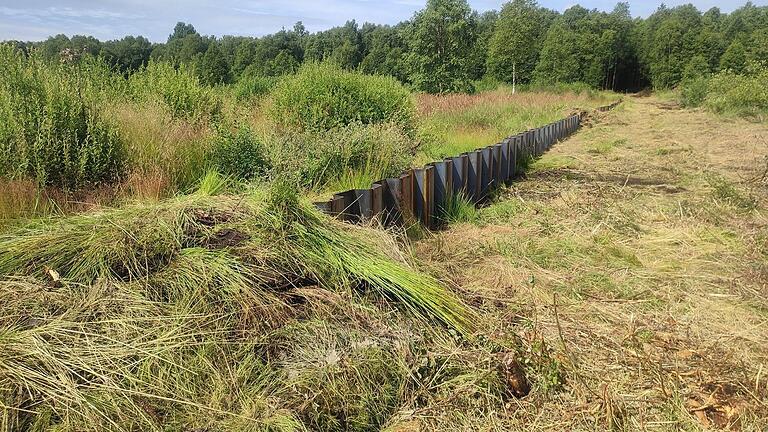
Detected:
left=0, top=0, right=763, bottom=42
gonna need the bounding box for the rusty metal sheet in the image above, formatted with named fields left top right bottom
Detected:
left=332, top=190, right=356, bottom=222
left=371, top=183, right=383, bottom=218
left=377, top=178, right=401, bottom=225
left=413, top=166, right=435, bottom=227
left=399, top=170, right=414, bottom=221
left=354, top=189, right=373, bottom=220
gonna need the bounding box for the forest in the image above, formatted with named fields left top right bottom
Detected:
left=5, top=1, right=768, bottom=93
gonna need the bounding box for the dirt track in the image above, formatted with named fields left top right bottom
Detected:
left=417, top=96, right=768, bottom=430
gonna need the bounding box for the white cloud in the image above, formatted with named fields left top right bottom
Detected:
left=0, top=6, right=143, bottom=20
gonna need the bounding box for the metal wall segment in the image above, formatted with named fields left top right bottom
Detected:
left=480, top=147, right=492, bottom=198
left=315, top=101, right=621, bottom=227
left=500, top=139, right=510, bottom=182
left=412, top=166, right=435, bottom=227
left=451, top=154, right=468, bottom=196
left=467, top=151, right=481, bottom=203
left=492, top=144, right=503, bottom=186
left=431, top=160, right=452, bottom=216
left=378, top=178, right=401, bottom=225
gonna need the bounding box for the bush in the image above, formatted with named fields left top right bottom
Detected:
left=268, top=62, right=416, bottom=134
left=129, top=61, right=220, bottom=122
left=0, top=44, right=124, bottom=188
left=268, top=122, right=415, bottom=189
left=705, top=66, right=768, bottom=118
left=473, top=76, right=504, bottom=93
left=233, top=75, right=277, bottom=102
left=210, top=124, right=270, bottom=180
left=680, top=62, right=768, bottom=119
left=679, top=76, right=709, bottom=108
left=526, top=81, right=597, bottom=97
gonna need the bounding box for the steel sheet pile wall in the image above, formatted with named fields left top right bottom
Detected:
left=317, top=101, right=621, bottom=227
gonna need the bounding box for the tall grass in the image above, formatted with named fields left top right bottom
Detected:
left=128, top=61, right=221, bottom=123
left=112, top=103, right=214, bottom=195
left=0, top=44, right=124, bottom=188
left=416, top=87, right=611, bottom=164
left=268, top=122, right=415, bottom=191
left=436, top=192, right=478, bottom=225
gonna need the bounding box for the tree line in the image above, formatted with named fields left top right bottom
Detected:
left=5, top=0, right=768, bottom=92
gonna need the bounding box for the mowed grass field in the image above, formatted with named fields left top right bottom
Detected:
left=415, top=96, right=768, bottom=430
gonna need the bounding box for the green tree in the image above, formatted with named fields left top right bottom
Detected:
left=198, top=42, right=230, bottom=85
left=720, top=40, right=748, bottom=73
left=405, top=0, right=477, bottom=93
left=359, top=24, right=408, bottom=81
left=159, top=22, right=208, bottom=66
left=233, top=39, right=258, bottom=77
left=38, top=34, right=71, bottom=61
left=266, top=50, right=300, bottom=76
left=70, top=35, right=102, bottom=56
left=534, top=5, right=631, bottom=89
left=168, top=22, right=198, bottom=42
left=683, top=54, right=710, bottom=80
left=487, top=0, right=552, bottom=91
left=750, top=29, right=768, bottom=62
left=304, top=20, right=362, bottom=69
left=100, top=36, right=153, bottom=73
left=468, top=10, right=497, bottom=81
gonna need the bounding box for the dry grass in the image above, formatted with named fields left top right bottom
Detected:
left=415, top=88, right=613, bottom=164
left=112, top=102, right=214, bottom=194
left=414, top=96, right=768, bottom=430
left=0, top=179, right=126, bottom=230
left=416, top=88, right=604, bottom=117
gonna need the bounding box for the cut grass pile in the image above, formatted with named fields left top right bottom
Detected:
left=0, top=180, right=533, bottom=431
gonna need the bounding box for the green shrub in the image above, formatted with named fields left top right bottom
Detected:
left=268, top=122, right=415, bottom=190
left=268, top=62, right=416, bottom=134
left=472, top=76, right=504, bottom=93
left=210, top=124, right=270, bottom=180
left=233, top=75, right=277, bottom=102
left=680, top=62, right=768, bottom=119
left=0, top=44, right=124, bottom=188
left=679, top=76, right=709, bottom=108
left=129, top=61, right=220, bottom=122
left=705, top=66, right=768, bottom=118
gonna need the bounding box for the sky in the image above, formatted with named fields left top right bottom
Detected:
left=0, top=0, right=763, bottom=42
